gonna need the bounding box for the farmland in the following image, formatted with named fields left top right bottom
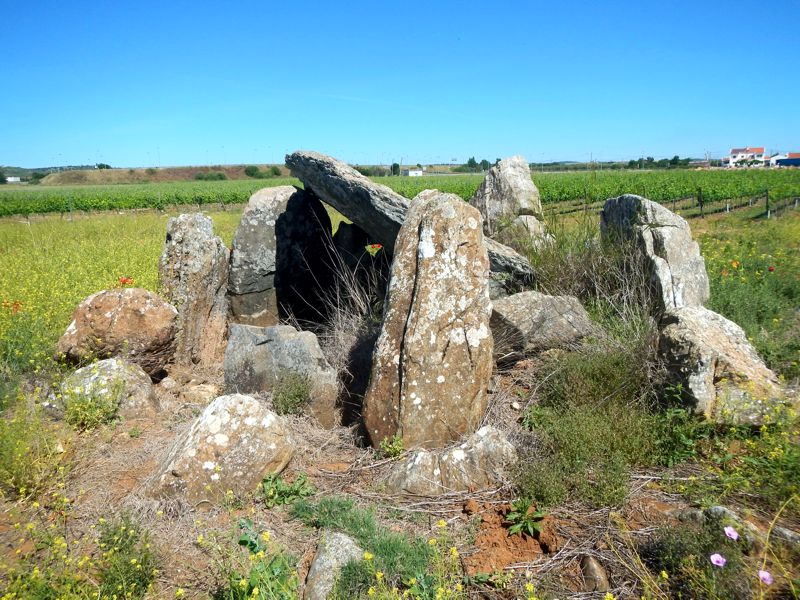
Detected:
left=2, top=168, right=800, bottom=217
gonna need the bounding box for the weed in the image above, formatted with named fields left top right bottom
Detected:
left=378, top=434, right=404, bottom=459
left=506, top=499, right=547, bottom=537
left=212, top=519, right=299, bottom=600
left=291, top=497, right=430, bottom=597
left=271, top=371, right=311, bottom=416
left=128, top=426, right=141, bottom=439
left=260, top=473, right=315, bottom=509
left=63, top=378, right=122, bottom=430
left=0, top=394, right=68, bottom=499
left=96, top=515, right=159, bottom=599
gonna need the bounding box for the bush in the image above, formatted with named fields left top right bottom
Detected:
left=195, top=171, right=228, bottom=181
left=271, top=371, right=311, bottom=416
left=63, top=379, right=122, bottom=430
left=260, top=473, right=315, bottom=509
left=244, top=165, right=260, bottom=178
left=97, top=515, right=159, bottom=599
left=0, top=395, right=68, bottom=498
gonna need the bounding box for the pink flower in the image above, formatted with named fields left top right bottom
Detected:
left=710, top=553, right=727, bottom=567
left=758, top=570, right=773, bottom=585
left=724, top=526, right=739, bottom=541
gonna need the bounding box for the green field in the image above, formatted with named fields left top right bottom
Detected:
left=2, top=169, right=799, bottom=216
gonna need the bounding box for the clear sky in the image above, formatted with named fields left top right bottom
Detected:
left=2, top=0, right=799, bottom=167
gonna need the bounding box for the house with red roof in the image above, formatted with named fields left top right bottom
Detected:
left=770, top=152, right=800, bottom=167
left=723, top=147, right=766, bottom=167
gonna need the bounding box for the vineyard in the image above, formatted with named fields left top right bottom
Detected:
left=1, top=169, right=799, bottom=217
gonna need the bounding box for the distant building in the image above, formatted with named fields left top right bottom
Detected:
left=724, top=147, right=766, bottom=167
left=5, top=176, right=21, bottom=183
left=401, top=169, right=424, bottom=177
left=772, top=152, right=800, bottom=167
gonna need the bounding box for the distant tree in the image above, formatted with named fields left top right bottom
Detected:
left=627, top=159, right=638, bottom=168
left=416, top=163, right=422, bottom=169
left=669, top=155, right=680, bottom=166
left=96, top=163, right=111, bottom=169
left=466, top=157, right=478, bottom=171
left=479, top=159, right=490, bottom=171
left=269, top=166, right=281, bottom=177
left=244, top=165, right=260, bottom=178
left=0, top=169, right=6, bottom=184
left=646, top=157, right=655, bottom=164
left=391, top=162, right=400, bottom=176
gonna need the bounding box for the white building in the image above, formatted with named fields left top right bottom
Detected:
left=401, top=169, right=424, bottom=177
left=5, top=176, right=21, bottom=183
left=724, top=147, right=766, bottom=167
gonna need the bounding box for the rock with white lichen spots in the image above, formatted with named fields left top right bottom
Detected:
left=363, top=191, right=494, bottom=449
left=384, top=426, right=517, bottom=495
left=145, top=394, right=295, bottom=503
left=56, top=288, right=177, bottom=377
left=304, top=531, right=364, bottom=600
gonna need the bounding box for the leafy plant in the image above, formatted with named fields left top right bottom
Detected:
left=378, top=434, right=404, bottom=459
left=260, top=473, right=315, bottom=509
left=506, top=499, right=547, bottom=537
left=63, top=379, right=123, bottom=430
left=271, top=371, right=311, bottom=416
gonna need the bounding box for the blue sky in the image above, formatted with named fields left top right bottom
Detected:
left=2, top=0, right=799, bottom=167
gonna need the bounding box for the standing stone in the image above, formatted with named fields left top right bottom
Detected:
left=659, top=306, right=786, bottom=424
left=363, top=192, right=494, bottom=449
left=600, top=195, right=710, bottom=313
left=491, top=291, right=594, bottom=362
left=56, top=288, right=177, bottom=377
left=159, top=214, right=229, bottom=366
left=224, top=324, right=339, bottom=428
left=304, top=532, right=364, bottom=600
left=469, top=155, right=544, bottom=237
left=228, top=186, right=333, bottom=326
left=285, top=150, right=534, bottom=284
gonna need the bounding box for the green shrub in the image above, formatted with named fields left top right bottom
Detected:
left=195, top=171, right=228, bottom=181
left=244, top=165, right=260, bottom=178
left=377, top=434, right=404, bottom=459
left=63, top=379, right=122, bottom=430
left=269, top=166, right=281, bottom=177
left=97, top=515, right=159, bottom=599
left=641, top=521, right=753, bottom=600
left=271, top=371, right=311, bottom=416
left=260, top=473, right=315, bottom=509
left=0, top=396, right=68, bottom=498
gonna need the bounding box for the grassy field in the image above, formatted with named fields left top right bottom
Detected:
left=2, top=168, right=799, bottom=217
left=1, top=205, right=798, bottom=599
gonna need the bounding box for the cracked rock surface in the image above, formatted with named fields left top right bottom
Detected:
left=363, top=191, right=493, bottom=449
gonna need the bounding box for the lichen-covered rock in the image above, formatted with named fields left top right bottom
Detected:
left=159, top=213, right=229, bottom=366
left=56, top=288, right=177, bottom=377
left=600, top=195, right=709, bottom=313
left=228, top=186, right=332, bottom=326
left=659, top=306, right=786, bottom=424
left=491, top=291, right=594, bottom=362
left=469, top=155, right=543, bottom=237
left=146, top=394, right=294, bottom=503
left=224, top=324, right=339, bottom=428
left=363, top=192, right=494, bottom=449
left=384, top=426, right=517, bottom=495
left=58, top=358, right=157, bottom=419
left=304, top=531, right=364, bottom=600
left=285, top=150, right=534, bottom=283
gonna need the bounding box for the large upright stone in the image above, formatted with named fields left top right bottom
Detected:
left=223, top=324, right=339, bottom=428
left=159, top=214, right=229, bottom=366
left=56, top=288, right=177, bottom=377
left=285, top=151, right=408, bottom=254
left=659, top=306, right=786, bottom=424
left=469, top=155, right=543, bottom=237
left=228, top=186, right=332, bottom=326
left=363, top=192, right=494, bottom=449
left=600, top=195, right=710, bottom=313
left=285, top=150, right=534, bottom=285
